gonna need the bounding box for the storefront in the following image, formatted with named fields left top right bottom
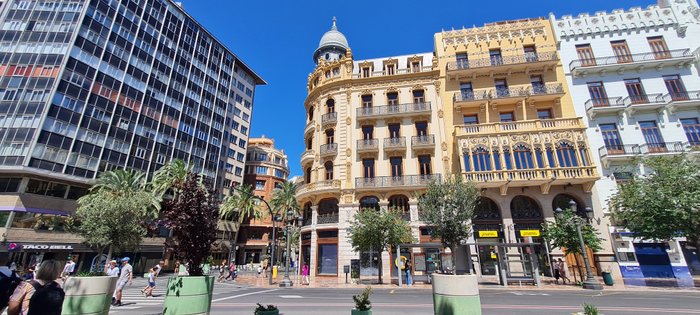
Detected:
left=316, top=229, right=338, bottom=276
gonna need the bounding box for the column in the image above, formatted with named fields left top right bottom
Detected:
left=409, top=200, right=419, bottom=222
left=310, top=229, right=318, bottom=283
left=311, top=205, right=318, bottom=226
left=379, top=200, right=389, bottom=212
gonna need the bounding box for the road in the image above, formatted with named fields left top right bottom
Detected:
left=108, top=277, right=700, bottom=314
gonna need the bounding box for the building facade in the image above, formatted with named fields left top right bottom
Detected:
left=552, top=0, right=700, bottom=282
left=0, top=0, right=264, bottom=271
left=297, top=18, right=447, bottom=283
left=239, top=136, right=289, bottom=264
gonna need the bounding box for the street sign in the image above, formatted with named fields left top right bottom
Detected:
left=478, top=231, right=499, bottom=238
left=519, top=230, right=541, bottom=237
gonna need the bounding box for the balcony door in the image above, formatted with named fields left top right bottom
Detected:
left=648, top=36, right=670, bottom=59
left=524, top=45, right=537, bottom=62
left=390, top=157, right=403, bottom=178
left=587, top=82, right=609, bottom=107
left=456, top=53, right=469, bottom=69
left=611, top=40, right=632, bottom=63
left=388, top=123, right=400, bottom=139
left=362, top=158, right=375, bottom=179
left=624, top=78, right=647, bottom=104
left=361, top=94, right=373, bottom=115
left=460, top=82, right=473, bottom=100
left=576, top=44, right=596, bottom=66
left=362, top=125, right=374, bottom=140
left=664, top=75, right=688, bottom=101
left=530, top=75, right=544, bottom=94
left=418, top=155, right=431, bottom=176
left=681, top=118, right=700, bottom=146
left=489, top=49, right=503, bottom=66
left=600, top=123, right=623, bottom=154
left=639, top=121, right=666, bottom=152
left=415, top=121, right=428, bottom=137
left=495, top=79, right=508, bottom=97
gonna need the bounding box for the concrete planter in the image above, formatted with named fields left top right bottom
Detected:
left=431, top=274, right=481, bottom=315
left=162, top=276, right=215, bottom=315
left=61, top=276, right=118, bottom=315
left=256, top=310, right=279, bottom=315
left=351, top=309, right=372, bottom=315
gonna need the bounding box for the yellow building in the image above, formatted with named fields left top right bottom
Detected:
left=435, top=18, right=612, bottom=276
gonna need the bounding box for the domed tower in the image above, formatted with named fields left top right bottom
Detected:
left=313, top=17, right=349, bottom=64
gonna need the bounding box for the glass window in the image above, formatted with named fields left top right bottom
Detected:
left=387, top=92, right=398, bottom=106
left=587, top=81, right=609, bottom=106
left=388, top=123, right=400, bottom=138
left=680, top=118, right=700, bottom=146
left=472, top=147, right=491, bottom=172
left=325, top=161, right=333, bottom=180
left=418, top=155, right=431, bottom=175
left=600, top=124, right=623, bottom=150
left=0, top=178, right=21, bottom=192
left=576, top=44, right=596, bottom=66
left=463, top=115, right=478, bottom=125
left=499, top=112, right=514, bottom=122
left=537, top=109, right=552, bottom=120
left=362, top=159, right=375, bottom=178
left=255, top=166, right=268, bottom=175
left=611, top=40, right=632, bottom=63
left=663, top=75, right=687, bottom=101
left=640, top=121, right=666, bottom=151
left=415, top=121, right=428, bottom=136
left=624, top=78, right=647, bottom=104
left=556, top=142, right=579, bottom=167
left=317, top=243, right=338, bottom=275
left=390, top=157, right=403, bottom=177
left=362, top=125, right=373, bottom=140
left=513, top=144, right=534, bottom=169
left=360, top=196, right=380, bottom=211
left=255, top=180, right=265, bottom=190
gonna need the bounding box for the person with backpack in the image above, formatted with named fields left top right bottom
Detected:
left=7, top=259, right=64, bottom=315
left=0, top=262, right=22, bottom=314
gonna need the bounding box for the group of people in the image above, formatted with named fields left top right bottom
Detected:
left=216, top=260, right=237, bottom=282
left=1, top=259, right=66, bottom=315
left=553, top=258, right=572, bottom=284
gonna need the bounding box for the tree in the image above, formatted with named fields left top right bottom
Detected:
left=270, top=181, right=300, bottom=217
left=219, top=184, right=262, bottom=262
left=73, top=169, right=159, bottom=270
left=162, top=173, right=219, bottom=276
left=541, top=208, right=603, bottom=282
left=610, top=155, right=700, bottom=251
left=348, top=207, right=414, bottom=284
left=418, top=175, right=480, bottom=275
left=151, top=159, right=192, bottom=199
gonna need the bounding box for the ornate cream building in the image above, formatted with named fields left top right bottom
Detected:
left=297, top=18, right=447, bottom=283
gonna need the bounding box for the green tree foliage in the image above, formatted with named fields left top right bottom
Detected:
left=348, top=207, right=414, bottom=284
left=220, top=184, right=261, bottom=223
left=418, top=175, right=480, bottom=274
left=163, top=173, right=219, bottom=276
left=610, top=155, right=700, bottom=249
left=542, top=208, right=603, bottom=281
left=74, top=169, right=158, bottom=266
left=270, top=181, right=300, bottom=217
left=151, top=159, right=193, bottom=199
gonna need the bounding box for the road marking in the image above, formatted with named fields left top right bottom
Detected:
left=509, top=292, right=550, bottom=296
left=211, top=289, right=279, bottom=302
left=279, top=295, right=303, bottom=299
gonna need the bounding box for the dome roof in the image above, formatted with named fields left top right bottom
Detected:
left=317, top=17, right=349, bottom=51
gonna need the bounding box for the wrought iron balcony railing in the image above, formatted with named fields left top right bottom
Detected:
left=320, top=143, right=338, bottom=155
left=622, top=93, right=665, bottom=106
left=357, top=139, right=378, bottom=151
left=321, top=112, right=337, bottom=124
left=317, top=213, right=339, bottom=224
left=447, top=51, right=558, bottom=71
left=569, top=49, right=692, bottom=71
left=663, top=90, right=700, bottom=103
left=639, top=142, right=686, bottom=154
left=384, top=137, right=406, bottom=149
left=584, top=97, right=624, bottom=111
left=598, top=145, right=641, bottom=157
left=411, top=135, right=435, bottom=146
left=356, top=102, right=431, bottom=117
left=355, top=174, right=441, bottom=188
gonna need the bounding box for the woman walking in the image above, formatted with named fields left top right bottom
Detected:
left=8, top=260, right=64, bottom=315
left=301, top=264, right=309, bottom=285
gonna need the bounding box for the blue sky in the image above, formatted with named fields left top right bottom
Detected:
left=179, top=0, right=653, bottom=177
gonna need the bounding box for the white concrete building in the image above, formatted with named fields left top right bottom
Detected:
left=551, top=0, right=700, bottom=284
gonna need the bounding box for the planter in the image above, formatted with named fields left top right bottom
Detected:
left=602, top=272, right=614, bottom=286
left=351, top=309, right=372, bottom=315
left=432, top=274, right=481, bottom=315
left=162, top=276, right=214, bottom=315
left=256, top=310, right=279, bottom=315
left=61, top=276, right=118, bottom=315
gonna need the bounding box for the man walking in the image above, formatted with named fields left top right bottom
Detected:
left=112, top=258, right=132, bottom=307
left=106, top=261, right=119, bottom=277
left=61, top=257, right=75, bottom=279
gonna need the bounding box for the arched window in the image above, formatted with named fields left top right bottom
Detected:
left=324, top=161, right=333, bottom=180
left=513, top=144, right=534, bottom=169
left=359, top=196, right=380, bottom=211
left=510, top=195, right=542, bottom=221
left=556, top=142, right=578, bottom=167
left=552, top=194, right=587, bottom=218
left=388, top=195, right=409, bottom=213
left=326, top=99, right=335, bottom=113
left=308, top=106, right=314, bottom=121
left=318, top=198, right=339, bottom=215
left=306, top=137, right=312, bottom=150
left=472, top=147, right=491, bottom=171
left=305, top=167, right=311, bottom=183
left=474, top=197, right=501, bottom=222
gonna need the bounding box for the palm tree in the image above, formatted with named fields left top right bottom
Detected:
left=151, top=159, right=192, bottom=199
left=92, top=168, right=147, bottom=194
left=270, top=181, right=301, bottom=218
left=220, top=184, right=261, bottom=223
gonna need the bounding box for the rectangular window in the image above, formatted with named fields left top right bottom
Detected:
left=460, top=82, right=473, bottom=100
left=415, top=121, right=428, bottom=136
left=681, top=118, right=700, bottom=146
left=494, top=78, right=508, bottom=97
left=255, top=180, right=265, bottom=190
left=499, top=112, right=514, bottom=122
left=600, top=124, right=623, bottom=152
left=388, top=123, right=400, bottom=138
left=362, top=67, right=370, bottom=78
left=587, top=82, right=609, bottom=106
left=576, top=44, right=596, bottom=66
left=456, top=52, right=468, bottom=69
left=134, top=147, right=146, bottom=158
left=647, top=36, right=670, bottom=59
left=361, top=95, right=372, bottom=108
left=255, top=166, right=268, bottom=175
left=325, top=129, right=335, bottom=144
left=537, top=109, right=552, bottom=120
left=663, top=75, right=688, bottom=101
left=386, top=64, right=395, bottom=75
left=387, top=92, right=398, bottom=106
left=0, top=178, right=21, bottom=192
left=640, top=121, right=666, bottom=152
left=524, top=45, right=537, bottom=62
left=624, top=78, right=647, bottom=104
left=413, top=90, right=425, bottom=104
left=530, top=75, right=544, bottom=94
left=463, top=115, right=478, bottom=125
left=411, top=62, right=420, bottom=73
left=317, top=243, right=338, bottom=275
left=362, top=159, right=375, bottom=178
left=611, top=40, right=632, bottom=63
left=362, top=125, right=373, bottom=140
left=235, top=167, right=243, bottom=176
left=418, top=155, right=431, bottom=175
left=390, top=157, right=403, bottom=177
left=489, top=49, right=502, bottom=65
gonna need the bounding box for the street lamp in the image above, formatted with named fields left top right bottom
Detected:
left=279, top=209, right=303, bottom=288
left=555, top=200, right=603, bottom=290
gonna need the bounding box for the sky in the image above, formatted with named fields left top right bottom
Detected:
left=179, top=0, right=655, bottom=177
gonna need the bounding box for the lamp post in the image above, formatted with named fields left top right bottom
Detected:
left=555, top=200, right=603, bottom=290
left=279, top=209, right=303, bottom=288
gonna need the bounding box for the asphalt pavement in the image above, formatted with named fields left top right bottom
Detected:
left=107, top=276, right=700, bottom=315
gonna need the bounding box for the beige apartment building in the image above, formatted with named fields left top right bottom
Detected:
left=297, top=18, right=448, bottom=283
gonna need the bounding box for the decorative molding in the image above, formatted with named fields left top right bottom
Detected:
left=441, top=19, right=548, bottom=49
left=554, top=5, right=679, bottom=41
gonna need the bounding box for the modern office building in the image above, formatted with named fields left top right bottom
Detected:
left=552, top=0, right=700, bottom=282
left=297, top=18, right=447, bottom=283
left=434, top=17, right=617, bottom=279
left=239, top=136, right=289, bottom=264
left=0, top=0, right=264, bottom=270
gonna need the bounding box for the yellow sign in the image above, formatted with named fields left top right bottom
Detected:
left=394, top=256, right=407, bottom=269
left=490, top=253, right=497, bottom=259
left=520, top=230, right=541, bottom=237
left=478, top=231, right=499, bottom=238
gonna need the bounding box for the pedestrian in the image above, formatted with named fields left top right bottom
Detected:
left=106, top=261, right=119, bottom=277
left=112, top=257, right=132, bottom=307
left=217, top=260, right=227, bottom=282
left=153, top=261, right=163, bottom=279
left=262, top=259, right=268, bottom=278
left=60, top=257, right=75, bottom=280
left=225, top=262, right=236, bottom=281
left=256, top=265, right=262, bottom=278
left=555, top=258, right=571, bottom=284
left=301, top=264, right=309, bottom=285
left=21, top=267, right=34, bottom=281
left=405, top=260, right=413, bottom=287
left=141, top=268, right=156, bottom=297
left=7, top=259, right=65, bottom=315
left=553, top=260, right=561, bottom=284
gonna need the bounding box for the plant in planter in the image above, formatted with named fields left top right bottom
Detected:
left=254, top=303, right=279, bottom=315
left=351, top=287, right=372, bottom=315
left=161, top=172, right=219, bottom=315
left=576, top=303, right=602, bottom=315
left=419, top=175, right=482, bottom=315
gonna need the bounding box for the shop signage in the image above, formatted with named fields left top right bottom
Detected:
left=519, top=230, right=541, bottom=237
left=478, top=231, right=499, bottom=238
left=22, top=244, right=74, bottom=250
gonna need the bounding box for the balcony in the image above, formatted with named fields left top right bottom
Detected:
left=455, top=118, right=585, bottom=137
left=585, top=97, right=625, bottom=119
left=454, top=87, right=528, bottom=109
left=527, top=83, right=565, bottom=102
left=624, top=93, right=665, bottom=114
left=357, top=139, right=379, bottom=153
left=296, top=179, right=341, bottom=200
left=639, top=142, right=687, bottom=155
left=321, top=112, right=337, bottom=127
left=411, top=135, right=435, bottom=151
left=351, top=65, right=434, bottom=79
left=453, top=90, right=490, bottom=109
left=320, top=143, right=338, bottom=158
left=569, top=49, right=695, bottom=78
left=598, top=145, right=641, bottom=167
left=355, top=174, right=441, bottom=190
left=304, top=120, right=315, bottom=136
left=664, top=90, right=700, bottom=113
left=317, top=213, right=339, bottom=224
left=356, top=102, right=431, bottom=121
left=446, top=51, right=559, bottom=79
left=383, top=137, right=407, bottom=152
left=301, top=149, right=314, bottom=165
left=463, top=166, right=598, bottom=193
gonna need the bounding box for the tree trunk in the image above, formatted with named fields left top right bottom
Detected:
left=104, top=245, right=113, bottom=273
left=377, top=251, right=383, bottom=284
left=574, top=253, right=583, bottom=283
left=450, top=245, right=457, bottom=275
